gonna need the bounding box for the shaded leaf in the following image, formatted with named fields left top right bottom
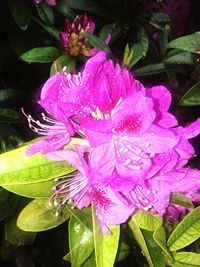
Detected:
left=0, top=109, right=24, bottom=124
left=69, top=215, right=94, bottom=267
left=133, top=210, right=163, bottom=231
left=99, top=23, right=122, bottom=43
left=20, top=47, right=61, bottom=63
left=142, top=230, right=165, bottom=267
left=134, top=63, right=182, bottom=76
left=60, top=0, right=107, bottom=18
left=0, top=188, right=20, bottom=221
left=170, top=193, right=194, bottom=209
left=137, top=25, right=149, bottom=56
left=92, top=205, right=120, bottom=267
left=164, top=52, right=196, bottom=65
left=5, top=199, right=36, bottom=246
left=167, top=206, right=200, bottom=251
left=179, top=82, right=200, bottom=106
left=0, top=90, right=23, bottom=107
left=17, top=198, right=71, bottom=232
left=153, top=226, right=174, bottom=265
left=33, top=17, right=59, bottom=39
left=115, top=241, right=130, bottom=262
left=0, top=143, right=75, bottom=185
left=36, top=2, right=54, bottom=25
left=128, top=216, right=154, bottom=267
left=167, top=32, right=200, bottom=54
left=8, top=0, right=32, bottom=30
left=55, top=2, right=75, bottom=18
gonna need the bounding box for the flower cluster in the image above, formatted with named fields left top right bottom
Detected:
left=59, top=15, right=95, bottom=56
left=25, top=52, right=200, bottom=233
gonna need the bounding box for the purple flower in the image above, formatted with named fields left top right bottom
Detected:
left=59, top=15, right=95, bottom=56
left=25, top=52, right=200, bottom=231
left=34, top=0, right=56, bottom=6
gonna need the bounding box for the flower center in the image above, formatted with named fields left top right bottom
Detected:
left=91, top=187, right=112, bottom=210
left=117, top=114, right=142, bottom=133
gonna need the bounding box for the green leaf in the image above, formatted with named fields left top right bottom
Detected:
left=128, top=216, right=154, bottom=267
left=20, top=47, right=61, bottom=63
left=33, top=17, right=59, bottom=39
left=0, top=188, right=20, bottom=221
left=17, top=198, right=71, bottom=232
left=36, top=2, right=54, bottom=25
left=82, top=252, right=96, bottom=267
left=0, top=143, right=75, bottom=185
left=116, top=241, right=130, bottom=262
left=92, top=205, right=120, bottom=267
left=153, top=226, right=174, bottom=265
left=60, top=0, right=107, bottom=18
left=167, top=206, right=200, bottom=251
left=123, top=43, right=144, bottom=69
left=5, top=199, right=36, bottom=246
left=0, top=124, right=24, bottom=142
left=164, top=52, right=196, bottom=65
left=3, top=179, right=57, bottom=198
left=142, top=230, right=165, bottom=267
left=134, top=63, right=183, bottom=76
left=81, top=33, right=111, bottom=55
left=170, top=193, right=194, bottom=209
left=173, top=252, right=200, bottom=267
left=167, top=32, right=200, bottom=54
left=8, top=0, right=32, bottom=30
left=0, top=108, right=24, bottom=124
left=50, top=54, right=76, bottom=76
left=179, top=82, right=200, bottom=106
left=69, top=215, right=94, bottom=267
left=0, top=90, right=23, bottom=107
left=132, top=210, right=163, bottom=231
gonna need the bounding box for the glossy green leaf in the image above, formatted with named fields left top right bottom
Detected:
left=17, top=198, right=71, bottom=232
left=8, top=0, right=32, bottom=30
left=68, top=206, right=93, bottom=232
left=143, top=230, right=165, bottom=267
left=173, top=252, right=200, bottom=267
left=134, top=63, right=181, bottom=76
left=33, top=17, right=59, bottom=39
left=81, top=33, right=111, bottom=55
left=36, top=2, right=54, bottom=25
left=167, top=32, right=200, bottom=53
left=128, top=216, right=154, bottom=267
left=92, top=206, right=120, bottom=267
left=167, top=206, right=200, bottom=251
left=0, top=188, right=20, bottom=221
left=20, top=47, right=61, bottom=63
left=133, top=210, right=163, bottom=231
left=0, top=108, right=24, bottom=124
left=50, top=54, right=76, bottom=76
left=3, top=179, right=57, bottom=198
left=0, top=144, right=75, bottom=185
left=69, top=215, right=94, bottom=267
left=123, top=43, right=144, bottom=69
left=153, top=226, right=174, bottom=264
left=179, top=82, right=200, bottom=106
left=0, top=124, right=24, bottom=142
left=170, top=193, right=194, bottom=209
left=5, top=199, right=36, bottom=246
left=0, top=90, right=23, bottom=107
left=164, top=52, right=196, bottom=65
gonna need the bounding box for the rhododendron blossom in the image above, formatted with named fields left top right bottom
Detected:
left=34, top=0, right=56, bottom=5
left=25, top=51, right=200, bottom=232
